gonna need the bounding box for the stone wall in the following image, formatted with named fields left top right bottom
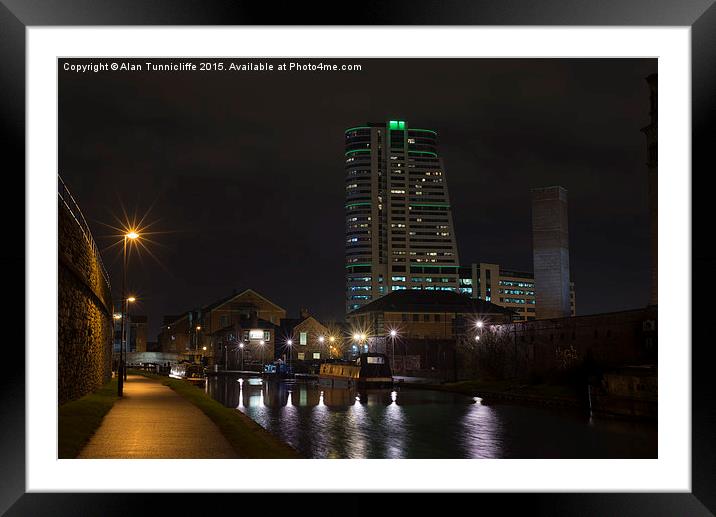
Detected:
left=58, top=197, right=113, bottom=405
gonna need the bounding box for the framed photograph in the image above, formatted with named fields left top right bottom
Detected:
left=3, top=0, right=713, bottom=514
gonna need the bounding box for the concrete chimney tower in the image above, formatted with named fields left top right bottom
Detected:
left=532, top=186, right=571, bottom=319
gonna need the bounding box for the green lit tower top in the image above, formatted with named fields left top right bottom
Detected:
left=344, top=120, right=460, bottom=313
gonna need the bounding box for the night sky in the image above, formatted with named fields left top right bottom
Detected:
left=59, top=58, right=656, bottom=339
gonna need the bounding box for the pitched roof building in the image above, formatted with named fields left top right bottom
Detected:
left=347, top=289, right=515, bottom=342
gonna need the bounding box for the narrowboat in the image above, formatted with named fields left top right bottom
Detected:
left=318, top=353, right=393, bottom=388
left=169, top=362, right=205, bottom=384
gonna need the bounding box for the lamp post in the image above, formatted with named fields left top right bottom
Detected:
left=318, top=335, right=325, bottom=365
left=286, top=339, right=293, bottom=373
left=259, top=340, right=265, bottom=369
left=389, top=329, right=398, bottom=373
left=195, top=325, right=202, bottom=363
left=239, top=341, right=244, bottom=371
left=113, top=312, right=122, bottom=378
left=123, top=295, right=136, bottom=382
left=475, top=320, right=484, bottom=343
left=118, top=230, right=139, bottom=397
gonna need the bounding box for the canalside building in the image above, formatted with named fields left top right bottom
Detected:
left=158, top=289, right=286, bottom=365
left=346, top=289, right=514, bottom=375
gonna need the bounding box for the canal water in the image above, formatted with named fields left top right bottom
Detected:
left=205, top=375, right=657, bottom=459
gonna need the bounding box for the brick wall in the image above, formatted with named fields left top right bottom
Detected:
left=500, top=307, right=657, bottom=380
left=58, top=201, right=113, bottom=405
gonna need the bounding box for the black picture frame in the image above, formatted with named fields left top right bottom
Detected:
left=1, top=1, right=713, bottom=514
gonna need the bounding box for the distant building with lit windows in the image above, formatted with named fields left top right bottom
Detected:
left=458, top=262, right=575, bottom=321
left=345, top=120, right=460, bottom=313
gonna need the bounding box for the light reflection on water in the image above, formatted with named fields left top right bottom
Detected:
left=207, top=375, right=656, bottom=459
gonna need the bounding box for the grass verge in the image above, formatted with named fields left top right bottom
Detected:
left=58, top=377, right=119, bottom=458
left=129, top=370, right=301, bottom=458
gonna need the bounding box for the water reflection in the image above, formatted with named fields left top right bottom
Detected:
left=460, top=399, right=502, bottom=458
left=205, top=375, right=656, bottom=459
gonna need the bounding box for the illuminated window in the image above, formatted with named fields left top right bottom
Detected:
left=297, top=353, right=305, bottom=360
left=313, top=352, right=321, bottom=359
left=300, top=332, right=307, bottom=345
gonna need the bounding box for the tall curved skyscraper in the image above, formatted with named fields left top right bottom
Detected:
left=345, top=120, right=460, bottom=313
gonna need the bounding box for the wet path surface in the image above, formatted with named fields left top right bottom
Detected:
left=79, top=375, right=237, bottom=459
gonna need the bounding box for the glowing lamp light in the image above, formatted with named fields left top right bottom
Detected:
left=390, top=329, right=397, bottom=338
left=318, top=336, right=325, bottom=343
left=202, top=346, right=207, bottom=351
left=196, top=325, right=201, bottom=331
left=329, top=336, right=336, bottom=343
left=260, top=340, right=265, bottom=345
left=113, top=313, right=122, bottom=320
left=239, top=342, right=244, bottom=349
left=287, top=339, right=293, bottom=346
left=476, top=320, right=484, bottom=329
left=127, top=296, right=136, bottom=303
left=360, top=333, right=366, bottom=341
left=126, top=230, right=139, bottom=240
left=353, top=333, right=360, bottom=341
left=475, top=335, right=480, bottom=341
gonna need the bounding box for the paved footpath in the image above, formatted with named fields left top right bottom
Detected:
left=78, top=374, right=238, bottom=458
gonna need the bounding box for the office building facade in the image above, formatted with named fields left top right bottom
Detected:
left=459, top=262, right=575, bottom=321
left=345, top=120, right=460, bottom=313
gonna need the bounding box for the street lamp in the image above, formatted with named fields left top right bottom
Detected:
left=239, top=341, right=245, bottom=371
left=286, top=339, right=293, bottom=373
left=475, top=320, right=484, bottom=342
left=259, top=340, right=265, bottom=368
left=389, top=329, right=398, bottom=374
left=318, top=335, right=325, bottom=363
left=328, top=336, right=336, bottom=360
left=118, top=229, right=139, bottom=397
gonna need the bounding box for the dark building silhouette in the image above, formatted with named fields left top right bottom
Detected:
left=641, top=73, right=658, bottom=307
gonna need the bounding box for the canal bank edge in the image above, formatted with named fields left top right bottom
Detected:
left=129, top=370, right=302, bottom=459
left=399, top=379, right=587, bottom=411
left=400, top=378, right=657, bottom=420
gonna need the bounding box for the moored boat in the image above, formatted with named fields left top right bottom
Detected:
left=169, top=362, right=205, bottom=384
left=319, top=353, right=393, bottom=388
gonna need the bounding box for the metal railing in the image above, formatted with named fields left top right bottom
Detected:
left=58, top=174, right=112, bottom=291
